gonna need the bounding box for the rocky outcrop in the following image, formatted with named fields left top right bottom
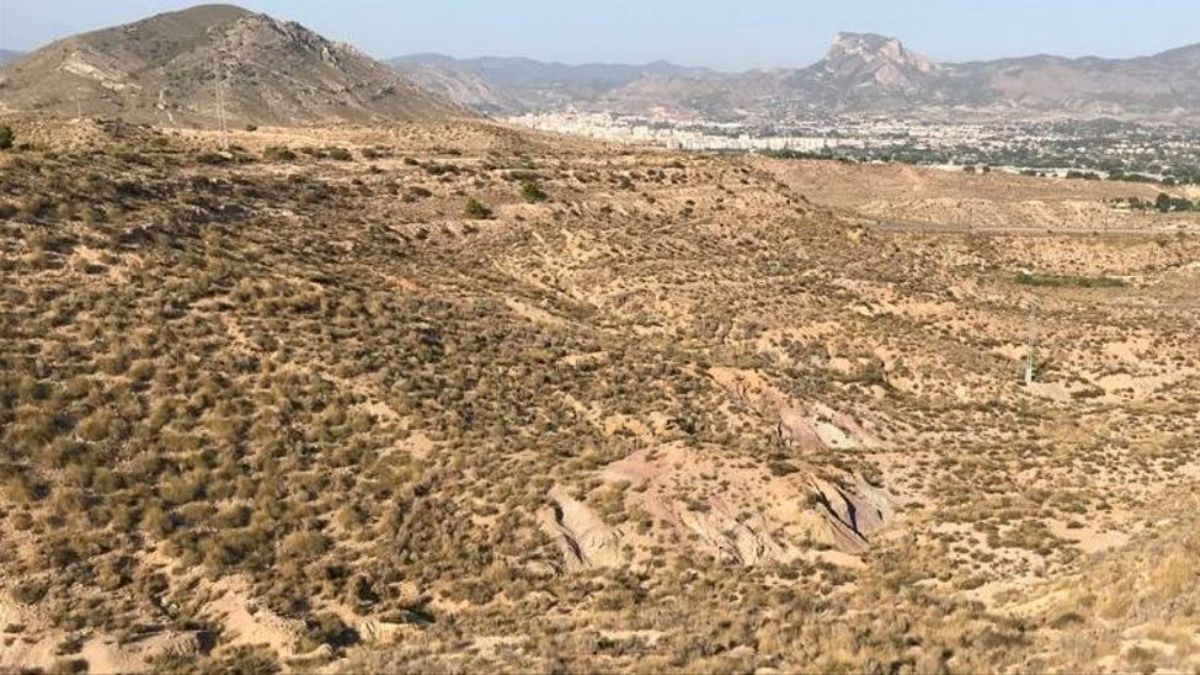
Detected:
left=809, top=474, right=895, bottom=553
left=529, top=443, right=900, bottom=572
left=539, top=486, right=625, bottom=571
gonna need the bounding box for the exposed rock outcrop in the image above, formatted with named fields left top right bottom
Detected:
left=534, top=443, right=899, bottom=571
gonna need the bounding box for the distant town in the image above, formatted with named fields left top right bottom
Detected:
left=509, top=110, right=1200, bottom=184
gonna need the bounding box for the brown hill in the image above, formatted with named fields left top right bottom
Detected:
left=0, top=4, right=467, bottom=126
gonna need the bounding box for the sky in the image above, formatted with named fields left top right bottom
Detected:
left=1, top=0, right=1198, bottom=71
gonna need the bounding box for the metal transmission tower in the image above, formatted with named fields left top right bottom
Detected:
left=213, top=51, right=229, bottom=150
left=1024, top=299, right=1039, bottom=386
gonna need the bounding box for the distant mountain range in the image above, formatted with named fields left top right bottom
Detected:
left=393, top=32, right=1200, bottom=120
left=0, top=50, right=22, bottom=65
left=0, top=4, right=465, bottom=126
left=388, top=54, right=710, bottom=115
left=2, top=4, right=1197, bottom=128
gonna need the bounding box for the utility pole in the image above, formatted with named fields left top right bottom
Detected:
left=1024, top=299, right=1038, bottom=386
left=213, top=52, right=228, bottom=151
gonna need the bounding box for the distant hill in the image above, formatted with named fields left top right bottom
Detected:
left=387, top=55, right=518, bottom=115
left=754, top=32, right=1200, bottom=113
left=395, top=33, right=1200, bottom=120
left=948, top=40, right=1200, bottom=111
left=389, top=54, right=715, bottom=113
left=0, top=50, right=22, bottom=65
left=0, top=4, right=466, bottom=126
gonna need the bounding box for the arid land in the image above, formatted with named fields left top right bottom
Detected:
left=1, top=115, right=1198, bottom=674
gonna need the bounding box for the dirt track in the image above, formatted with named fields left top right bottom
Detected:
left=868, top=220, right=1200, bottom=236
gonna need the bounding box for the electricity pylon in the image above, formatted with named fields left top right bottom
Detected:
left=1024, top=299, right=1038, bottom=386
left=213, top=52, right=228, bottom=150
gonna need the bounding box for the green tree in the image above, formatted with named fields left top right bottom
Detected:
left=1155, top=192, right=1172, bottom=212
left=0, top=125, right=13, bottom=151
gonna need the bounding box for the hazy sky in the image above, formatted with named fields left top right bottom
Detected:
left=2, top=0, right=1198, bottom=71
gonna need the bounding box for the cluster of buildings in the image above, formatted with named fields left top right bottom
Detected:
left=506, top=112, right=859, bottom=152
left=506, top=110, right=1200, bottom=179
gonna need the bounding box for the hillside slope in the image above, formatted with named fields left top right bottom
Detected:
left=0, top=4, right=465, bottom=126
left=1, top=116, right=1198, bottom=673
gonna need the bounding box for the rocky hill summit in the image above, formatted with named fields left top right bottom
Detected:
left=0, top=4, right=464, bottom=126
left=759, top=31, right=949, bottom=110
left=820, top=32, right=941, bottom=91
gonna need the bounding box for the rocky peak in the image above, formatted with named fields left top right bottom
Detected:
left=823, top=32, right=939, bottom=89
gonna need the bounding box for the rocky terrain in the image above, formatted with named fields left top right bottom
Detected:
left=0, top=5, right=465, bottom=126
left=1, top=4, right=1198, bottom=673
left=396, top=32, right=1200, bottom=121
left=0, top=111, right=1197, bottom=673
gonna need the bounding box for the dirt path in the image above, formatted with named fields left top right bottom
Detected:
left=868, top=220, right=1198, bottom=236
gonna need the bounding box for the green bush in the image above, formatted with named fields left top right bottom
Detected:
left=520, top=180, right=546, bottom=203
left=196, top=152, right=230, bottom=165
left=280, top=530, right=331, bottom=557
left=264, top=146, right=297, bottom=161
left=0, top=125, right=12, bottom=150
left=11, top=581, right=47, bottom=605
left=464, top=197, right=492, bottom=219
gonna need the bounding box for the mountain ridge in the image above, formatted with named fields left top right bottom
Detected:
left=3, top=5, right=1196, bottom=124
left=393, top=33, right=1200, bottom=119
left=389, top=53, right=715, bottom=113
left=0, top=3, right=467, bottom=126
